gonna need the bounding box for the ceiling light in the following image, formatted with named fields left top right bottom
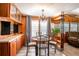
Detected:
left=40, top=9, right=48, bottom=21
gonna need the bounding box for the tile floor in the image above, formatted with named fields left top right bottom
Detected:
left=63, top=43, right=79, bottom=56
left=17, top=46, right=65, bottom=56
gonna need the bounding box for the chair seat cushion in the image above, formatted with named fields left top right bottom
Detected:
left=32, top=38, right=37, bottom=41
left=32, top=38, right=38, bottom=42
left=49, top=41, right=57, bottom=44
left=28, top=42, right=37, bottom=46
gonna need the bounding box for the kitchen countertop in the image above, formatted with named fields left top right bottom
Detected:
left=0, top=34, right=23, bottom=42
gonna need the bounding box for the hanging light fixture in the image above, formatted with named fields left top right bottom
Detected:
left=40, top=9, right=48, bottom=21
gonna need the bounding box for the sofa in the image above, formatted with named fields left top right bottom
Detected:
left=68, top=32, right=79, bottom=47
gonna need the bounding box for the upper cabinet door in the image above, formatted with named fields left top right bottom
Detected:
left=16, top=8, right=22, bottom=21
left=0, top=3, right=10, bottom=17
left=10, top=4, right=22, bottom=23
left=10, top=4, right=17, bottom=19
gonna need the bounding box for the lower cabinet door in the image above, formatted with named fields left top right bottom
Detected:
left=16, top=37, right=21, bottom=53
left=10, top=40, right=16, bottom=56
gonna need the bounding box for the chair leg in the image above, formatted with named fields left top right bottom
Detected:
left=48, top=44, right=49, bottom=56
left=50, top=44, right=56, bottom=54
left=35, top=45, right=38, bottom=56
left=45, top=48, right=47, bottom=56
left=26, top=46, right=29, bottom=56
left=54, top=45, right=56, bottom=54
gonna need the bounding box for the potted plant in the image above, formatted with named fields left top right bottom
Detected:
left=52, top=28, right=60, bottom=37
left=51, top=28, right=60, bottom=41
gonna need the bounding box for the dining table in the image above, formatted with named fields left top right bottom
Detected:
left=32, top=35, right=50, bottom=56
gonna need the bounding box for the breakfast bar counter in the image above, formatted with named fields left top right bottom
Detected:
left=0, top=34, right=23, bottom=42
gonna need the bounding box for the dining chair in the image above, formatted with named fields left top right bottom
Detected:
left=49, top=37, right=57, bottom=54
left=26, top=39, right=38, bottom=56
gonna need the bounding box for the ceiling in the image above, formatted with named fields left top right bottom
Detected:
left=15, top=3, right=79, bottom=17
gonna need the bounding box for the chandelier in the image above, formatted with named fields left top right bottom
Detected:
left=40, top=9, right=48, bottom=21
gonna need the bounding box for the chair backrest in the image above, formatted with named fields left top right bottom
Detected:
left=36, top=32, right=42, bottom=37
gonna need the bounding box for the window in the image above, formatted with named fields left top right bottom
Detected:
left=64, top=22, right=69, bottom=32
left=31, top=20, right=39, bottom=37
left=70, top=23, right=77, bottom=32
left=31, top=20, right=48, bottom=37
left=40, top=20, right=47, bottom=35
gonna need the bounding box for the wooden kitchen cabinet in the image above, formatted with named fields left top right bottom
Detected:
left=16, top=36, right=21, bottom=53
left=10, top=39, right=16, bottom=56
left=0, top=34, right=25, bottom=56
left=16, top=34, right=25, bottom=53
left=0, top=42, right=16, bottom=56
left=0, top=3, right=22, bottom=23
left=0, top=40, right=16, bottom=56
left=0, top=3, right=10, bottom=17
left=20, top=35, right=25, bottom=47
left=0, top=43, right=10, bottom=56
